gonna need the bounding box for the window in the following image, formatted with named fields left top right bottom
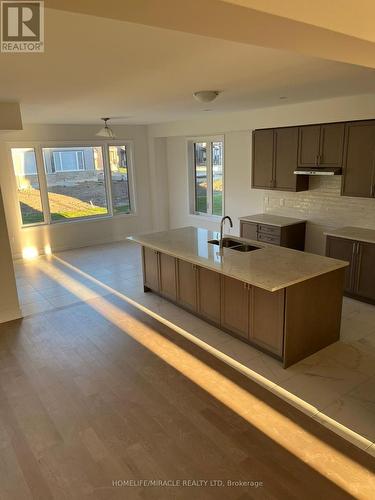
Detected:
left=51, top=150, right=85, bottom=172
left=190, top=137, right=224, bottom=216
left=11, top=148, right=45, bottom=225
left=42, top=146, right=108, bottom=221
left=108, top=145, right=132, bottom=214
left=9, top=142, right=135, bottom=227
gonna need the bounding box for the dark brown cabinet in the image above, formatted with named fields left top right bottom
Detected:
left=240, top=221, right=305, bottom=251
left=252, top=127, right=308, bottom=192
left=298, top=125, right=321, bottom=167
left=274, top=127, right=308, bottom=191
left=342, top=121, right=375, bottom=198
left=141, top=245, right=344, bottom=366
left=252, top=128, right=274, bottom=189
left=250, top=287, right=284, bottom=356
left=221, top=276, right=249, bottom=339
left=298, top=123, right=344, bottom=168
left=240, top=221, right=257, bottom=240
left=159, top=252, right=177, bottom=301
left=197, top=267, right=221, bottom=325
left=143, top=247, right=160, bottom=291
left=326, top=237, right=356, bottom=293
left=176, top=259, right=197, bottom=312
left=326, top=236, right=375, bottom=304
left=355, top=242, right=375, bottom=302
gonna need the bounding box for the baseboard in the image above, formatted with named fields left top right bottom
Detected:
left=0, top=307, right=22, bottom=324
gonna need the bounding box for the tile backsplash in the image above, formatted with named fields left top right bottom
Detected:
left=264, top=176, right=375, bottom=254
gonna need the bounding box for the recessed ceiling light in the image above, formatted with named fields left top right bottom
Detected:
left=193, top=90, right=220, bottom=103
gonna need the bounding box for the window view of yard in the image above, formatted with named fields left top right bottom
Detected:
left=194, top=141, right=223, bottom=215
left=109, top=145, right=131, bottom=214
left=43, top=146, right=109, bottom=221
left=11, top=145, right=132, bottom=226
left=11, top=148, right=45, bottom=225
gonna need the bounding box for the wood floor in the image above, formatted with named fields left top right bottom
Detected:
left=0, top=292, right=374, bottom=499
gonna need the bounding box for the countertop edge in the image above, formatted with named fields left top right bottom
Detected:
left=128, top=236, right=348, bottom=293
left=239, top=216, right=307, bottom=227
left=324, top=231, right=375, bottom=245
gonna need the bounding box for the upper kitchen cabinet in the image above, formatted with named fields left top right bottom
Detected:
left=342, top=121, right=375, bottom=198
left=252, top=127, right=309, bottom=192
left=298, top=125, right=320, bottom=167
left=274, top=127, right=308, bottom=191
left=298, top=123, right=344, bottom=168
left=252, top=128, right=274, bottom=189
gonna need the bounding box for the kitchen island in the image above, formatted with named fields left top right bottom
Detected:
left=128, top=227, right=348, bottom=367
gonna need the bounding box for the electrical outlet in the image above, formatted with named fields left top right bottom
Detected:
left=279, top=198, right=285, bottom=207
left=264, top=196, right=269, bottom=206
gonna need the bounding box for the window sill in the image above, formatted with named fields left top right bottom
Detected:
left=21, top=211, right=137, bottom=229
left=190, top=212, right=223, bottom=221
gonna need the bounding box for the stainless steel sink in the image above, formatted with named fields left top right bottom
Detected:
left=208, top=238, right=260, bottom=253
left=207, top=238, right=240, bottom=248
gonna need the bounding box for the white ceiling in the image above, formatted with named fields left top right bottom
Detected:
left=1, top=8, right=375, bottom=125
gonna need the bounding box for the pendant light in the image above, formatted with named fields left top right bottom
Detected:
left=96, top=117, right=116, bottom=138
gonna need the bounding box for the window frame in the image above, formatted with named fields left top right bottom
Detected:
left=107, top=142, right=136, bottom=216
left=9, top=145, right=47, bottom=228
left=7, top=139, right=137, bottom=229
left=187, top=135, right=225, bottom=218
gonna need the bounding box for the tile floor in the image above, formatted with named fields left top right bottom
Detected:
left=13, top=241, right=375, bottom=455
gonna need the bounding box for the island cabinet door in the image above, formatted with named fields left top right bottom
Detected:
left=159, top=253, right=177, bottom=301
left=176, top=259, right=197, bottom=312
left=197, top=267, right=221, bottom=325
left=249, top=287, right=285, bottom=357
left=142, top=247, right=160, bottom=291
left=221, top=276, right=249, bottom=339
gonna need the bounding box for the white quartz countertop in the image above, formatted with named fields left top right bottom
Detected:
left=325, top=227, right=375, bottom=245
left=239, top=213, right=306, bottom=227
left=128, top=227, right=348, bottom=292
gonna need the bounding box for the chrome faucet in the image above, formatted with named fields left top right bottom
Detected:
left=219, top=216, right=233, bottom=248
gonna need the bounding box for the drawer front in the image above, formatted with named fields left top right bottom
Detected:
left=257, top=233, right=280, bottom=245
left=257, top=224, right=281, bottom=236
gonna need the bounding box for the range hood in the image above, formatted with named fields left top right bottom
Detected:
left=294, top=167, right=342, bottom=176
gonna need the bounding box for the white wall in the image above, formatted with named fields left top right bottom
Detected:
left=149, top=93, right=375, bottom=253
left=0, top=124, right=153, bottom=258
left=0, top=188, right=21, bottom=323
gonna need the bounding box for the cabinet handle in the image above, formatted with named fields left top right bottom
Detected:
left=316, top=154, right=319, bottom=166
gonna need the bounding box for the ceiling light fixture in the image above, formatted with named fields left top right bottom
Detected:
left=96, top=117, right=116, bottom=138
left=193, top=90, right=220, bottom=103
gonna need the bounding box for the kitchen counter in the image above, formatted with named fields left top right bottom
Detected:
left=239, top=213, right=306, bottom=227
left=324, top=226, right=375, bottom=245
left=128, top=226, right=347, bottom=292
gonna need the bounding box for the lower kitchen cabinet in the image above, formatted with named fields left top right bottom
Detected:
left=221, top=275, right=249, bottom=339
left=197, top=266, right=221, bottom=325
left=159, top=252, right=177, bottom=301
left=142, top=247, right=160, bottom=291
left=326, top=236, right=375, bottom=304
left=240, top=221, right=305, bottom=251
left=355, top=242, right=375, bottom=303
left=326, top=236, right=356, bottom=293
left=249, top=287, right=284, bottom=356
left=176, top=259, right=197, bottom=311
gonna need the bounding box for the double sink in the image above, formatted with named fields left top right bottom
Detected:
left=208, top=238, right=260, bottom=253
